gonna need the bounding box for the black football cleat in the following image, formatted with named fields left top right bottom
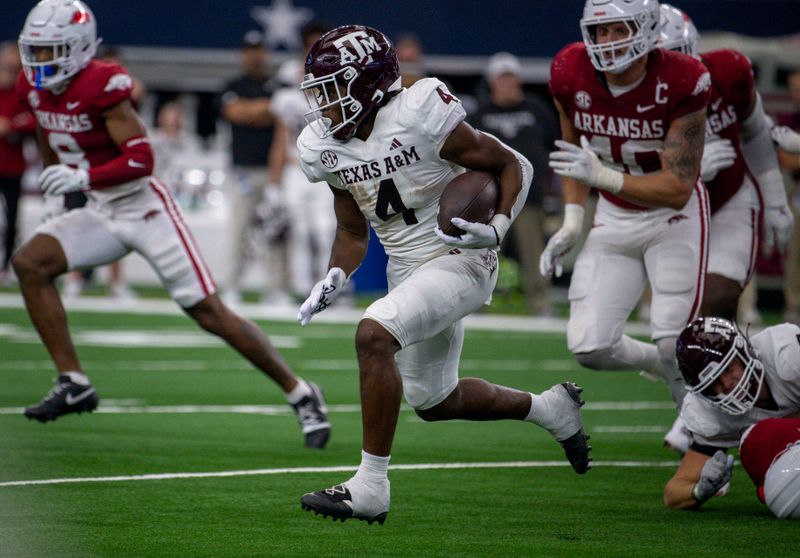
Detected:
left=300, top=484, right=388, bottom=525
left=24, top=375, right=99, bottom=423
left=291, top=382, right=331, bottom=449
left=557, top=382, right=592, bottom=475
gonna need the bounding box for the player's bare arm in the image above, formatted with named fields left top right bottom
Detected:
left=328, top=185, right=369, bottom=277
left=439, top=120, right=522, bottom=218
left=664, top=450, right=711, bottom=510
left=102, top=99, right=149, bottom=146
left=35, top=124, right=58, bottom=167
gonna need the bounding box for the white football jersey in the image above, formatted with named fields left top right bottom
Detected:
left=681, top=323, right=800, bottom=448
left=297, top=77, right=467, bottom=264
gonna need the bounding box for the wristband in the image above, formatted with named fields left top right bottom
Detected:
left=595, top=164, right=624, bottom=194
left=489, top=214, right=511, bottom=245
left=563, top=203, right=585, bottom=233
left=690, top=483, right=706, bottom=503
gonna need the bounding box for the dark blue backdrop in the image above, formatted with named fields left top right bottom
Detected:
left=4, top=1, right=799, bottom=56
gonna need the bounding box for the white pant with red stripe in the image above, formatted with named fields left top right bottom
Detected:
left=707, top=176, right=760, bottom=287
left=37, top=177, right=216, bottom=308
left=567, top=182, right=709, bottom=353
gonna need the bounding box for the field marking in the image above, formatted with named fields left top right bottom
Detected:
left=0, top=401, right=674, bottom=415
left=0, top=293, right=655, bottom=336
left=0, top=460, right=681, bottom=488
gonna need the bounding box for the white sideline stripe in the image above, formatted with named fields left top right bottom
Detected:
left=0, top=293, right=655, bottom=335
left=0, top=460, right=681, bottom=488
left=0, top=401, right=673, bottom=415
left=593, top=426, right=666, bottom=433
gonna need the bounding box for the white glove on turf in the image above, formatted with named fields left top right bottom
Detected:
left=38, top=164, right=90, bottom=196
left=298, top=267, right=347, bottom=326
left=691, top=450, right=734, bottom=503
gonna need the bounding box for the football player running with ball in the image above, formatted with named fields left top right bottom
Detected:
left=13, top=0, right=331, bottom=449
left=543, top=0, right=710, bottom=448
left=295, top=25, right=591, bottom=524
left=663, top=318, right=800, bottom=511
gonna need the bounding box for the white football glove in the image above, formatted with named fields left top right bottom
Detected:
left=540, top=203, right=584, bottom=279
left=298, top=267, right=347, bottom=326
left=38, top=164, right=90, bottom=196
left=548, top=136, right=624, bottom=193
left=691, top=450, right=734, bottom=503
left=763, top=205, right=794, bottom=254
left=772, top=125, right=800, bottom=154
left=434, top=215, right=510, bottom=249
left=700, top=138, right=737, bottom=183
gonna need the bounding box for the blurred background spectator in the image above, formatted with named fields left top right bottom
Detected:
left=220, top=30, right=290, bottom=307
left=0, top=41, right=34, bottom=286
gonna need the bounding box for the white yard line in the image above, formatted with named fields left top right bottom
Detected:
left=0, top=401, right=673, bottom=415
left=0, top=459, right=681, bottom=488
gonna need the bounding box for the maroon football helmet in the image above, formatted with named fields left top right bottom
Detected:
left=300, top=25, right=400, bottom=141
left=676, top=317, right=764, bottom=415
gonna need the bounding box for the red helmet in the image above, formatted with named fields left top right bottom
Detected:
left=300, top=25, right=400, bottom=141
left=676, top=317, right=764, bottom=415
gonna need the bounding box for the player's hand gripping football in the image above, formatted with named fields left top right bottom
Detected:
left=434, top=215, right=510, bottom=249
left=691, top=450, right=734, bottom=503
left=548, top=136, right=623, bottom=193
left=772, top=125, right=800, bottom=154
left=539, top=203, right=584, bottom=279
left=700, top=138, right=737, bottom=183
left=38, top=164, right=90, bottom=196
left=298, top=267, right=347, bottom=326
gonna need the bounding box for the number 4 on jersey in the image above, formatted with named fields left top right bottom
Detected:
left=375, top=178, right=418, bottom=225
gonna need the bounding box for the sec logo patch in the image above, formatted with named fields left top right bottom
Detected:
left=575, top=91, right=591, bottom=110
left=321, top=150, right=338, bottom=169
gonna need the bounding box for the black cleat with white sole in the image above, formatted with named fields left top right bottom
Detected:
left=300, top=484, right=388, bottom=525
left=291, top=382, right=332, bottom=449
left=24, top=375, right=99, bottom=423
left=558, top=382, right=592, bottom=475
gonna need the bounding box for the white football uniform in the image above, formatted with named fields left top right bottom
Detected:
left=298, top=78, right=504, bottom=409
left=681, top=323, right=800, bottom=448
left=706, top=175, right=760, bottom=287
left=37, top=178, right=216, bottom=308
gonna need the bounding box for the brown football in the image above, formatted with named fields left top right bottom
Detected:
left=437, top=171, right=499, bottom=237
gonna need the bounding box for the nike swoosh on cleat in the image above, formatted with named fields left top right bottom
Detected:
left=65, top=388, right=96, bottom=406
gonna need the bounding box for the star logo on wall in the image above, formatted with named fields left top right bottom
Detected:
left=250, top=0, right=314, bottom=50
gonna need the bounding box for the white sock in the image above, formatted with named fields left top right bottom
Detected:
left=286, top=380, right=313, bottom=405
left=62, top=371, right=90, bottom=386
left=354, top=450, right=390, bottom=485
left=525, top=393, right=546, bottom=425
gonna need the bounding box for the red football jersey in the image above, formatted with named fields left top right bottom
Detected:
left=739, top=417, right=800, bottom=503
left=550, top=43, right=711, bottom=210
left=16, top=60, right=133, bottom=172
left=701, top=49, right=756, bottom=215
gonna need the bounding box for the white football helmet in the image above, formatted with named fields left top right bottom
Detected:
left=18, top=0, right=101, bottom=91
left=659, top=4, right=700, bottom=58
left=764, top=443, right=800, bottom=519
left=580, top=0, right=661, bottom=74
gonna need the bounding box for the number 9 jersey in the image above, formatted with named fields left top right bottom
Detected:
left=297, top=77, right=466, bottom=265
left=549, top=42, right=711, bottom=210
left=16, top=59, right=145, bottom=204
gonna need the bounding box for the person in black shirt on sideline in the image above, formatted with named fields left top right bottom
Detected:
left=470, top=53, right=558, bottom=315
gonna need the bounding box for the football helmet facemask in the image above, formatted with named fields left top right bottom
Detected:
left=676, top=317, right=765, bottom=415
left=580, top=0, right=661, bottom=74
left=18, top=0, right=101, bottom=91
left=658, top=4, right=700, bottom=58
left=300, top=25, right=401, bottom=142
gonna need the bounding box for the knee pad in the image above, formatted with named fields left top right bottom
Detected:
left=573, top=346, right=617, bottom=370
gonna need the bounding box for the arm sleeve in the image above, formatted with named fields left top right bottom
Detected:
left=87, top=136, right=154, bottom=190
left=740, top=93, right=787, bottom=207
